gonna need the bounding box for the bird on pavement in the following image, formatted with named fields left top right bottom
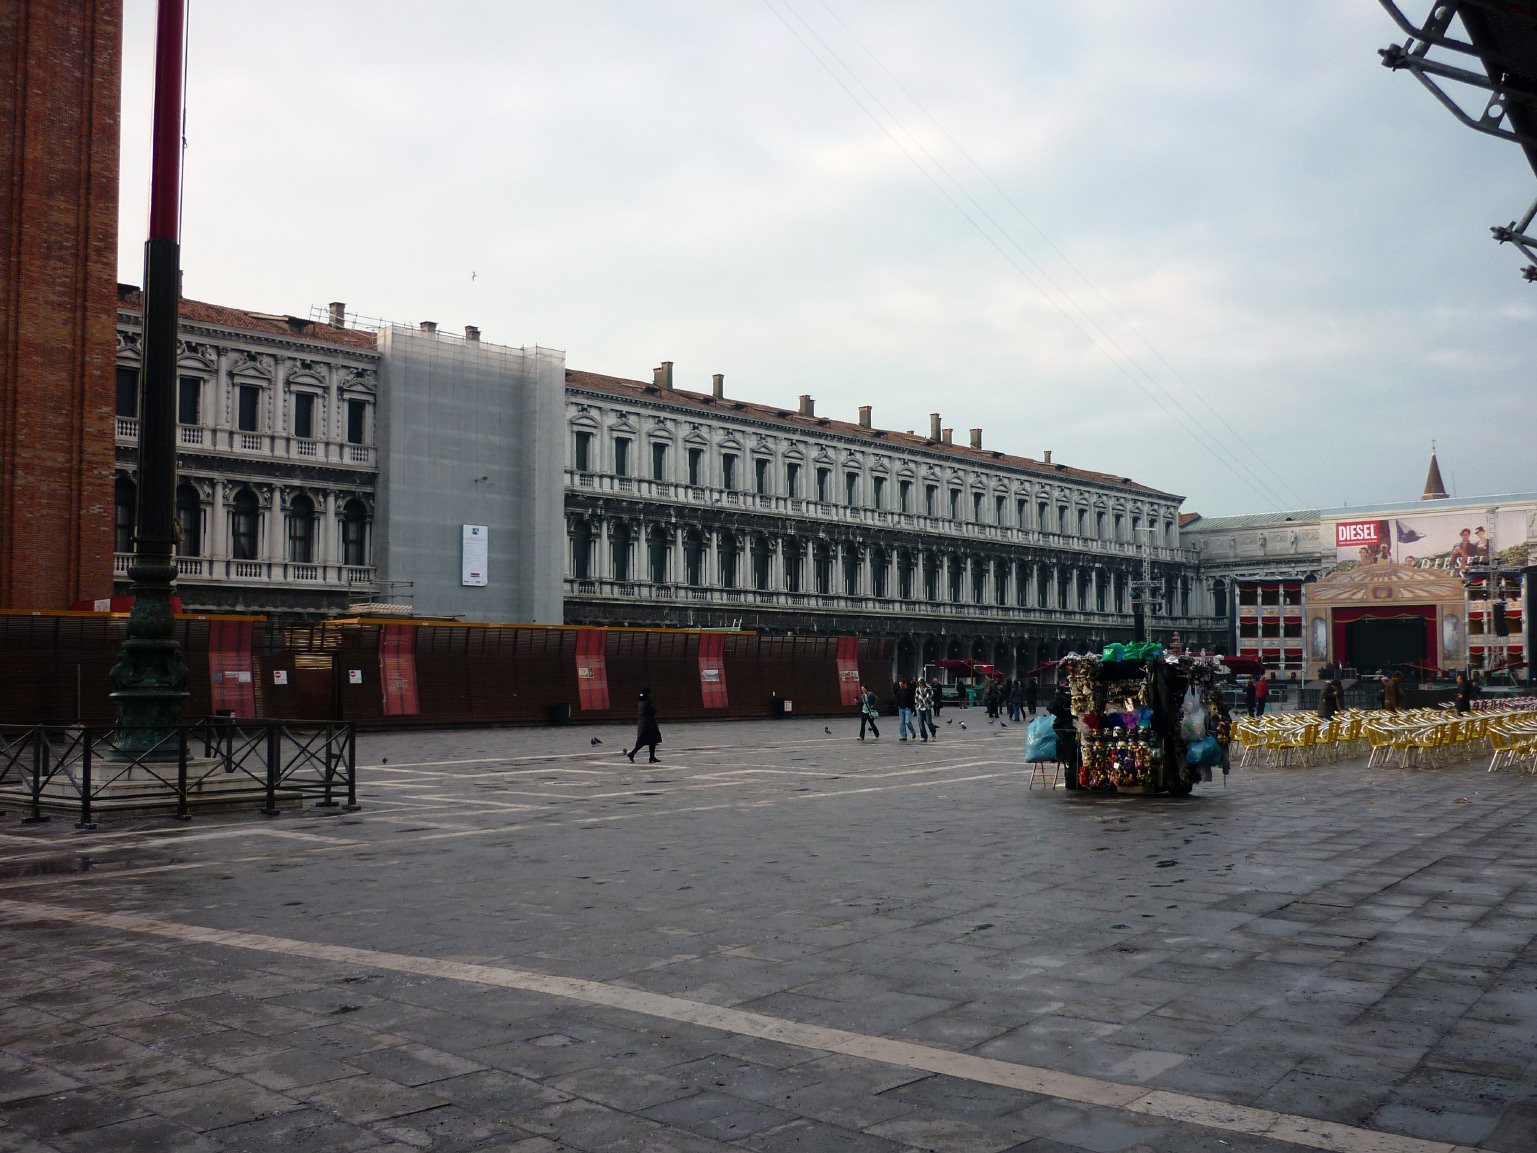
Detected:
left=824, top=726, right=832, bottom=735
left=946, top=719, right=953, bottom=725
left=1000, top=722, right=1008, bottom=729
left=959, top=722, right=967, bottom=730
left=590, top=737, right=602, bottom=745
left=381, top=757, right=388, bottom=763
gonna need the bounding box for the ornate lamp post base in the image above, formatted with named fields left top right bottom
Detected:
left=110, top=560, right=189, bottom=759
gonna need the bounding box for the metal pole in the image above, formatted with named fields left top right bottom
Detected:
left=110, top=0, right=189, bottom=755
left=77, top=734, right=96, bottom=831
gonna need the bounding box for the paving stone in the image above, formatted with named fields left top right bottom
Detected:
left=739, top=1117, right=909, bottom=1152
left=133, top=1076, right=302, bottom=1130
left=49, top=1113, right=220, bottom=1153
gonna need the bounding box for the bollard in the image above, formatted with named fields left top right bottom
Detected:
left=22, top=729, right=49, bottom=824
left=76, top=734, right=96, bottom=831
left=263, top=723, right=282, bottom=816
left=175, top=729, right=191, bottom=821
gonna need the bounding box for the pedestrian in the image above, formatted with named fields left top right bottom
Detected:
left=1024, top=676, right=1038, bottom=716
left=625, top=688, right=662, bottom=764
left=1383, top=671, right=1402, bottom=710
left=1008, top=679, right=1024, bottom=722
left=931, top=679, right=944, bottom=717
left=1455, top=672, right=1472, bottom=714
left=1049, top=683, right=1079, bottom=790
left=1319, top=679, right=1340, bottom=720
left=985, top=678, right=1000, bottom=719
left=857, top=683, right=881, bottom=740
left=1252, top=672, right=1270, bottom=716
left=1243, top=677, right=1257, bottom=718
left=914, top=678, right=936, bottom=741
left=895, top=678, right=918, bottom=742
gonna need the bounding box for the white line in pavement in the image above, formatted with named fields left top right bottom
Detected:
left=0, top=897, right=1469, bottom=1153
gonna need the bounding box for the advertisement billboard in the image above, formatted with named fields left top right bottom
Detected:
left=1327, top=507, right=1526, bottom=573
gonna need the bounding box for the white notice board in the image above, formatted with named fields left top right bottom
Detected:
left=462, top=524, right=488, bottom=586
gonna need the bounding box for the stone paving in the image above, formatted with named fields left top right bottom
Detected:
left=1, top=711, right=1535, bottom=1153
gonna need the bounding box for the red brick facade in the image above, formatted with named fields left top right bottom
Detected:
left=0, top=1, right=122, bottom=608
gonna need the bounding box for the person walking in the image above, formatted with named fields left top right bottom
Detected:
left=1252, top=673, right=1270, bottom=716
left=913, top=678, right=936, bottom=742
left=626, top=688, right=662, bottom=763
left=895, top=677, right=918, bottom=742
left=1049, top=683, right=1079, bottom=790
left=1007, top=679, right=1024, bottom=722
left=1382, top=671, right=1402, bottom=711
left=1455, top=672, right=1472, bottom=714
left=857, top=683, right=881, bottom=740
left=931, top=678, right=944, bottom=719
left=1319, top=679, right=1341, bottom=720
left=1024, top=676, right=1038, bottom=717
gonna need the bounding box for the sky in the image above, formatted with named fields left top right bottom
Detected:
left=116, top=2, right=1537, bottom=517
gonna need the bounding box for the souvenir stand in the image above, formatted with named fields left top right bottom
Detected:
left=1061, top=645, right=1233, bottom=796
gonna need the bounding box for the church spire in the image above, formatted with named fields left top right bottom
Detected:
left=1420, top=445, right=1449, bottom=500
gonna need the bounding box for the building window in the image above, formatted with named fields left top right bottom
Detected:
left=687, top=447, right=703, bottom=486
left=651, top=442, right=668, bottom=481
left=719, top=533, right=739, bottom=589
left=1114, top=512, right=1124, bottom=540
left=844, top=471, right=859, bottom=506
left=114, top=477, right=136, bottom=553
left=116, top=367, right=139, bottom=418
left=926, top=485, right=938, bottom=516
left=816, top=467, right=831, bottom=503
left=346, top=399, right=367, bottom=444
left=684, top=532, right=703, bottom=585
left=287, top=494, right=315, bottom=564
left=1037, top=500, right=1049, bottom=529
left=292, top=392, right=315, bottom=439
left=754, top=457, right=770, bottom=495
left=1057, top=506, right=1068, bottom=535
left=899, top=479, right=911, bottom=512
left=176, top=483, right=201, bottom=556
left=574, top=431, right=593, bottom=472
left=949, top=489, right=961, bottom=520
left=1078, top=508, right=1088, bottom=537
left=994, top=495, right=1006, bottom=524
left=1096, top=510, right=1106, bottom=539
left=721, top=452, right=738, bottom=490
left=237, top=385, right=261, bottom=432
left=785, top=462, right=800, bottom=497
left=342, top=499, right=369, bottom=566
left=1017, top=498, right=1028, bottom=528
left=972, top=492, right=983, bottom=522
left=873, top=476, right=886, bottom=510
left=231, top=489, right=259, bottom=560
left=614, top=438, right=631, bottom=478
left=611, top=523, right=632, bottom=581
left=571, top=519, right=593, bottom=579
left=648, top=529, right=669, bottom=583
left=178, top=377, right=200, bottom=425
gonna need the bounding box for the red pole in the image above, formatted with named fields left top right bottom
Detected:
left=147, top=0, right=184, bottom=242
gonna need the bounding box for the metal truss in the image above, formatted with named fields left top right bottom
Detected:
left=1378, top=0, right=1537, bottom=278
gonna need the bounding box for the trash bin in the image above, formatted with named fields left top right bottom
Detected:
left=549, top=703, right=571, bottom=726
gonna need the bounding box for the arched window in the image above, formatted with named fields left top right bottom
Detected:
left=114, top=477, right=136, bottom=554
left=176, top=483, right=201, bottom=557
left=231, top=489, right=260, bottom=560
left=287, top=494, right=315, bottom=563
left=342, top=499, right=369, bottom=567
left=570, top=518, right=593, bottom=580
left=611, top=522, right=632, bottom=582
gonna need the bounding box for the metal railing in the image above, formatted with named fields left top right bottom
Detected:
left=0, top=719, right=357, bottom=828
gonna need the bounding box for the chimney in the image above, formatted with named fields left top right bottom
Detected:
left=929, top=413, right=942, bottom=440
left=1043, top=450, right=1052, bottom=464
left=464, top=325, right=480, bottom=342
left=328, top=301, right=346, bottom=328
left=798, top=394, right=815, bottom=417
left=653, top=361, right=673, bottom=390
left=712, top=373, right=724, bottom=399
left=858, top=405, right=871, bottom=428
left=969, top=428, right=982, bottom=449
left=420, top=320, right=437, bottom=335
left=941, top=427, right=953, bottom=444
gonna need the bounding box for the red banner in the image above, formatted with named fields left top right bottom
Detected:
left=698, top=632, right=729, bottom=709
left=208, top=618, right=256, bottom=717
left=575, top=629, right=610, bottom=711
left=1335, top=520, right=1383, bottom=548
left=379, top=624, right=420, bottom=715
left=836, top=636, right=862, bottom=705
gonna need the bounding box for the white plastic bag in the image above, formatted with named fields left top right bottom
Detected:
left=1179, top=685, right=1207, bottom=741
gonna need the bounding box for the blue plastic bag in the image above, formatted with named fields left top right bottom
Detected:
left=1025, top=714, right=1058, bottom=762
left=1185, top=734, right=1221, bottom=767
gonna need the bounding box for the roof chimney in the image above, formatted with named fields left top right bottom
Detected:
left=464, top=325, right=480, bottom=342
left=420, top=320, right=437, bottom=335
left=929, top=413, right=941, bottom=440
left=1043, top=450, right=1052, bottom=465
left=653, top=361, right=673, bottom=390
left=328, top=301, right=346, bottom=328
left=941, top=427, right=953, bottom=445
left=798, top=394, right=815, bottom=417
left=969, top=428, right=982, bottom=449
left=858, top=405, right=871, bottom=428
left=712, top=373, right=724, bottom=399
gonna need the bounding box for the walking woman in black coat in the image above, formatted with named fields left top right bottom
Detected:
left=627, top=688, right=662, bottom=763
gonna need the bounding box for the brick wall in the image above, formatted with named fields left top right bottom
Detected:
left=0, top=1, right=122, bottom=609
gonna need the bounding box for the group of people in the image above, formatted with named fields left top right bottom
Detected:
left=857, top=674, right=1044, bottom=741
left=981, top=676, right=1040, bottom=721
left=1241, top=673, right=1271, bottom=717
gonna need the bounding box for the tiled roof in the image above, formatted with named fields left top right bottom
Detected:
left=116, top=285, right=380, bottom=353
left=1181, top=509, right=1320, bottom=531
left=565, top=369, right=1178, bottom=499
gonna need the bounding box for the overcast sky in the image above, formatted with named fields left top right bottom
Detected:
left=117, top=2, right=1537, bottom=517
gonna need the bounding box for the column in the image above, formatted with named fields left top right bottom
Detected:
left=209, top=478, right=226, bottom=560
left=264, top=485, right=283, bottom=566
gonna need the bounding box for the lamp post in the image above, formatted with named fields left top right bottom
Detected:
left=109, top=0, right=189, bottom=753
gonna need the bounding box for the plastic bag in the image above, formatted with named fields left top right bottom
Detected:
left=1185, top=733, right=1220, bottom=767
left=1179, top=685, right=1207, bottom=741
left=1025, top=714, right=1058, bottom=762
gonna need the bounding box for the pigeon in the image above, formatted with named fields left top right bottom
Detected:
left=590, top=737, right=602, bottom=745
left=381, top=757, right=388, bottom=764
left=959, top=722, right=967, bottom=730
left=824, top=726, right=832, bottom=735
left=988, top=719, right=995, bottom=725
left=1000, top=722, right=1008, bottom=729
left=946, top=719, right=953, bottom=725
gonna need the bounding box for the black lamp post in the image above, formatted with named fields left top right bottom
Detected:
left=110, top=0, right=189, bottom=753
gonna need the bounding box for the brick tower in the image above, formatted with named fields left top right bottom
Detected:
left=0, top=2, right=123, bottom=608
